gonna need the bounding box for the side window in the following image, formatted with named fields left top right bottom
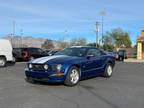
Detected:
left=29, top=48, right=39, bottom=53
left=99, top=50, right=106, bottom=56
left=87, top=49, right=102, bottom=57
left=87, top=49, right=96, bottom=56
left=37, top=48, right=43, bottom=53
left=95, top=49, right=101, bottom=57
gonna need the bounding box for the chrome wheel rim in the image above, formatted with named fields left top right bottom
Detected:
left=107, top=65, right=113, bottom=76
left=70, top=69, right=79, bottom=84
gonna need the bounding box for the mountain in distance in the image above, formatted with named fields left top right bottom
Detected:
left=3, top=34, right=59, bottom=49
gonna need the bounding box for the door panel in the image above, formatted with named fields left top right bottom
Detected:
left=81, top=49, right=104, bottom=78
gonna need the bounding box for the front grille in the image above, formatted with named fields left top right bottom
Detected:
left=32, top=64, right=45, bottom=71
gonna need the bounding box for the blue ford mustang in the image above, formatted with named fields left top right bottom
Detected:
left=25, top=46, right=115, bottom=86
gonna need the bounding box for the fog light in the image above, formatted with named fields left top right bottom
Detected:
left=44, top=64, right=49, bottom=70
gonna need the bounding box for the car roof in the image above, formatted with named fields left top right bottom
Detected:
left=70, top=46, right=96, bottom=49
left=14, top=47, right=41, bottom=49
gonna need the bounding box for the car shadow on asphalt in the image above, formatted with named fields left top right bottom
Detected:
left=25, top=76, right=104, bottom=87
left=25, top=78, right=63, bottom=86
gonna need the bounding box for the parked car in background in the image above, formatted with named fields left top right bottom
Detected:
left=13, top=47, right=48, bottom=61
left=0, top=39, right=15, bottom=67
left=117, top=50, right=127, bottom=61
left=47, top=50, right=59, bottom=56
left=25, top=46, right=115, bottom=86
left=106, top=51, right=118, bottom=59
left=13, top=48, right=24, bottom=61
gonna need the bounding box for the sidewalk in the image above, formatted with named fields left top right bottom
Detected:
left=124, top=58, right=144, bottom=63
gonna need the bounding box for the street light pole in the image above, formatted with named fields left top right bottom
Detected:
left=100, top=11, right=106, bottom=44
left=96, top=21, right=100, bottom=48
left=102, top=15, right=104, bottom=43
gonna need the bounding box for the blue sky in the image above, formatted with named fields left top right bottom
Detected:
left=0, top=0, right=144, bottom=45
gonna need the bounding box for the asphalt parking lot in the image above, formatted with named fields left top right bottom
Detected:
left=0, top=62, right=144, bottom=108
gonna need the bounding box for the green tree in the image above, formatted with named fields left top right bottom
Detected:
left=69, top=38, right=77, bottom=46
left=103, top=33, right=113, bottom=45
left=103, top=28, right=132, bottom=48
left=41, top=39, right=54, bottom=49
left=103, top=44, right=114, bottom=50
left=77, top=37, right=87, bottom=46
left=102, top=34, right=114, bottom=50
left=87, top=42, right=96, bottom=47
left=70, top=37, right=87, bottom=46
left=58, top=41, right=69, bottom=49
left=124, top=32, right=132, bottom=48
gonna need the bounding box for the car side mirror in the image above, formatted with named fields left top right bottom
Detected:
left=49, top=53, right=52, bottom=56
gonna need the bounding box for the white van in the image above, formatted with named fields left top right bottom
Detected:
left=0, top=39, right=15, bottom=67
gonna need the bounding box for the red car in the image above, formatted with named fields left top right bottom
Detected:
left=13, top=47, right=48, bottom=61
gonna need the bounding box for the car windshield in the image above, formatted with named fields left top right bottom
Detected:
left=54, top=48, right=87, bottom=57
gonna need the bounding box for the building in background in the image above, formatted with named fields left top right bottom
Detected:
left=137, top=30, right=144, bottom=60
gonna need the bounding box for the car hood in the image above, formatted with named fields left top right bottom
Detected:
left=30, top=55, right=82, bottom=64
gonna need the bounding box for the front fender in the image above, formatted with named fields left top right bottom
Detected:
left=63, top=63, right=82, bottom=78
left=103, top=56, right=115, bottom=68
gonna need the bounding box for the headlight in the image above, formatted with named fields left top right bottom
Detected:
left=52, top=64, right=62, bottom=71
left=28, top=64, right=33, bottom=69
left=44, top=64, right=49, bottom=70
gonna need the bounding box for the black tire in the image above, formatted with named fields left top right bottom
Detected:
left=64, top=66, right=80, bottom=86
left=103, top=63, right=113, bottom=78
left=119, top=57, right=124, bottom=61
left=0, top=57, right=6, bottom=67
left=12, top=56, right=16, bottom=64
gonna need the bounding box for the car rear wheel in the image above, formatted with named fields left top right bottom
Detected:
left=12, top=56, right=16, bottom=63
left=0, top=57, right=6, bottom=67
left=64, top=66, right=80, bottom=86
left=103, top=63, right=113, bottom=77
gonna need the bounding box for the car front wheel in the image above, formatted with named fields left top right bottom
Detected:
left=64, top=66, right=80, bottom=86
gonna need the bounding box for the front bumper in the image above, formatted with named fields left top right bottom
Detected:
left=25, top=69, right=66, bottom=83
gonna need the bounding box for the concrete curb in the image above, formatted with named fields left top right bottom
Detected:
left=124, top=59, right=144, bottom=63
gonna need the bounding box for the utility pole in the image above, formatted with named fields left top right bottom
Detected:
left=100, top=11, right=106, bottom=44
left=64, top=30, right=68, bottom=48
left=64, top=30, right=68, bottom=39
left=13, top=20, right=15, bottom=36
left=20, top=29, right=23, bottom=47
left=96, top=21, right=100, bottom=48
left=12, top=20, right=16, bottom=47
